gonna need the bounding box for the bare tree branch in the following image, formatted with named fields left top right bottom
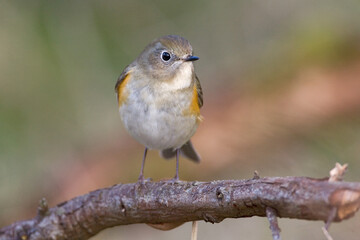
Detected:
left=1, top=176, right=360, bottom=240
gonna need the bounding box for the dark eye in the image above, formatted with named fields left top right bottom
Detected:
left=161, top=51, right=171, bottom=61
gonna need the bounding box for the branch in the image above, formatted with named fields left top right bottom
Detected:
left=1, top=177, right=360, bottom=240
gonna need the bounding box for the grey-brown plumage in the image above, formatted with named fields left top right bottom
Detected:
left=115, top=35, right=203, bottom=180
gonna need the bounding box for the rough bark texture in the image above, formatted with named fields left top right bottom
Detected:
left=1, top=177, right=360, bottom=240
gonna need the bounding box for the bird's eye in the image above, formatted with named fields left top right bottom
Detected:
left=161, top=51, right=171, bottom=61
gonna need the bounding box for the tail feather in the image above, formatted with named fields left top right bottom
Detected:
left=160, top=141, right=200, bottom=163
left=160, top=148, right=177, bottom=159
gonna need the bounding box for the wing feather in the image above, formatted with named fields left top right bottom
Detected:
left=195, top=74, right=203, bottom=108
left=115, top=66, right=131, bottom=105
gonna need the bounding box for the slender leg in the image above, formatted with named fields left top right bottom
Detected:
left=138, top=147, right=148, bottom=182
left=173, top=148, right=180, bottom=181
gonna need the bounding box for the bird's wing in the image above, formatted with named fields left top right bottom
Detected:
left=195, top=74, right=203, bottom=108
left=115, top=65, right=131, bottom=104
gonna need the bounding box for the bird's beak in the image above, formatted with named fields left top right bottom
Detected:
left=184, top=55, right=199, bottom=62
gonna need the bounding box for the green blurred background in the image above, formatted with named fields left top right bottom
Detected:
left=1, top=0, right=360, bottom=239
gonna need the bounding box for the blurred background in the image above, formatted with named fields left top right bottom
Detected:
left=1, top=0, right=360, bottom=239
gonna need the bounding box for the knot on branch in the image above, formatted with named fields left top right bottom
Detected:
left=202, top=213, right=223, bottom=224
left=37, top=198, right=49, bottom=220
left=215, top=186, right=232, bottom=204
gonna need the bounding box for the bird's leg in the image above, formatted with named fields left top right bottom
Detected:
left=173, top=148, right=180, bottom=181
left=138, top=147, right=148, bottom=182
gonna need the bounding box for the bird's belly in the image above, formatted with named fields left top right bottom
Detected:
left=119, top=101, right=198, bottom=150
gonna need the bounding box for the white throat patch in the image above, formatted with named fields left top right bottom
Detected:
left=160, top=63, right=193, bottom=91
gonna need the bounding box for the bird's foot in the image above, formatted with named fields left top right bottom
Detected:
left=137, top=175, right=152, bottom=184
left=167, top=175, right=182, bottom=184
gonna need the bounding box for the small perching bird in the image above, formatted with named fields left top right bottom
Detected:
left=115, top=35, right=203, bottom=181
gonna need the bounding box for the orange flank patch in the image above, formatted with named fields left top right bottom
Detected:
left=116, top=74, right=131, bottom=106
left=190, top=85, right=200, bottom=115
left=184, top=85, right=203, bottom=123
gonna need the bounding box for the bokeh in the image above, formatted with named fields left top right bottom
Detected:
left=1, top=0, right=360, bottom=239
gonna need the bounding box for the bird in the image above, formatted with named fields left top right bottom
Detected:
left=115, top=35, right=203, bottom=181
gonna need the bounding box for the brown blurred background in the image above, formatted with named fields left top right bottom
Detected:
left=1, top=0, right=360, bottom=239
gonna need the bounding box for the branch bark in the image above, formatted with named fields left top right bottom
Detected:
left=1, top=177, right=360, bottom=240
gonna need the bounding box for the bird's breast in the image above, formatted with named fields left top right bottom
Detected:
left=118, top=80, right=199, bottom=150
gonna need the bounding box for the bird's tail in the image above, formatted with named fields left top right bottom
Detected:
left=160, top=140, right=200, bottom=163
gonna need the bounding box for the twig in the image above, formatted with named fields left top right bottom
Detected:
left=325, top=207, right=337, bottom=230
left=1, top=177, right=360, bottom=240
left=329, top=163, right=348, bottom=182
left=322, top=227, right=334, bottom=240
left=191, top=221, right=198, bottom=240
left=266, top=207, right=281, bottom=240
